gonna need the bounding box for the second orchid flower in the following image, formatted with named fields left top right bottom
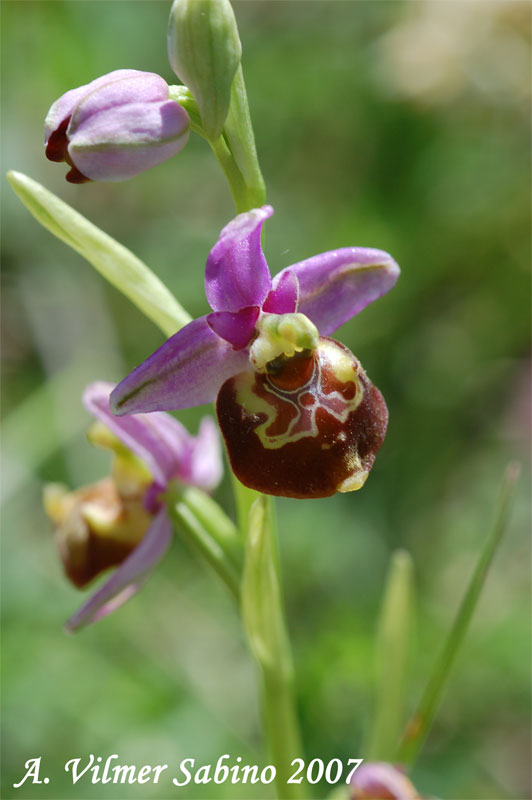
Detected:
left=45, top=382, right=222, bottom=631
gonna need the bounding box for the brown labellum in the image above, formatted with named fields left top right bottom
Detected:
left=216, top=337, right=388, bottom=499
left=51, top=478, right=151, bottom=587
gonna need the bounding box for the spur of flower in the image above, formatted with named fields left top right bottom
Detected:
left=44, top=69, right=190, bottom=183
left=111, top=206, right=400, bottom=498
left=44, top=382, right=222, bottom=631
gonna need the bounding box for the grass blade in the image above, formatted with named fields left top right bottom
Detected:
left=397, top=463, right=520, bottom=765
left=366, top=549, right=414, bottom=760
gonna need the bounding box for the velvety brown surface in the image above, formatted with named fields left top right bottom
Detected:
left=217, top=340, right=388, bottom=499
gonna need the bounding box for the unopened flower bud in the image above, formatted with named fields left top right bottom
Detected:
left=168, top=0, right=241, bottom=140
left=217, top=336, right=388, bottom=499
left=350, top=762, right=421, bottom=800
left=44, top=69, right=190, bottom=183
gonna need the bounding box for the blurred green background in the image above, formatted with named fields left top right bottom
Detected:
left=1, top=2, right=530, bottom=798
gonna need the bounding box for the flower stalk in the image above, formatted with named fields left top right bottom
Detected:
left=221, top=65, right=266, bottom=210
left=208, top=133, right=258, bottom=214
left=166, top=482, right=243, bottom=595
left=242, top=496, right=305, bottom=800
left=167, top=487, right=242, bottom=600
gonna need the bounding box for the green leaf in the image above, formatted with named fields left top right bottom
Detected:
left=366, top=549, right=414, bottom=761
left=397, top=463, right=520, bottom=765
left=7, top=171, right=191, bottom=337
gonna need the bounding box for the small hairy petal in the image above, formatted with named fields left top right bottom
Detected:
left=205, top=206, right=274, bottom=312
left=84, top=382, right=192, bottom=486
left=275, top=248, right=400, bottom=335
left=206, top=305, right=259, bottom=349
left=262, top=269, right=299, bottom=314
left=65, top=508, right=172, bottom=632
left=110, top=316, right=249, bottom=414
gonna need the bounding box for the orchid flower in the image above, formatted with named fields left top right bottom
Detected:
left=111, top=206, right=399, bottom=498
left=44, top=382, right=222, bottom=631
left=350, top=762, right=421, bottom=800
left=45, top=70, right=190, bottom=183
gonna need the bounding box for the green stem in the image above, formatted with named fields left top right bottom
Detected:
left=397, top=463, right=520, bottom=766
left=231, top=473, right=260, bottom=538
left=167, top=486, right=242, bottom=600
left=205, top=64, right=266, bottom=213
left=241, top=494, right=305, bottom=800
left=209, top=135, right=255, bottom=214
left=263, top=667, right=305, bottom=799
left=261, top=496, right=303, bottom=799
left=180, top=485, right=243, bottom=571
left=222, top=65, right=266, bottom=206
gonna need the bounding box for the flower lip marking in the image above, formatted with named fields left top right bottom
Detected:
left=217, top=337, right=388, bottom=498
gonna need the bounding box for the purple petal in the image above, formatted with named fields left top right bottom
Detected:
left=68, top=101, right=189, bottom=182
left=275, top=248, right=400, bottom=335
left=84, top=382, right=192, bottom=485
left=110, top=316, right=249, bottom=415
left=206, top=306, right=259, bottom=350
left=179, top=417, right=223, bottom=491
left=44, top=70, right=160, bottom=144
left=262, top=269, right=299, bottom=313
left=68, top=71, right=172, bottom=130
left=205, top=206, right=274, bottom=312
left=65, top=508, right=172, bottom=632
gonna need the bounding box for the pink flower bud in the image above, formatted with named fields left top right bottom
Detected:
left=44, top=69, right=189, bottom=183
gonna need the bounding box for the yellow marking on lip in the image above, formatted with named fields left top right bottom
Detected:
left=338, top=469, right=368, bottom=493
